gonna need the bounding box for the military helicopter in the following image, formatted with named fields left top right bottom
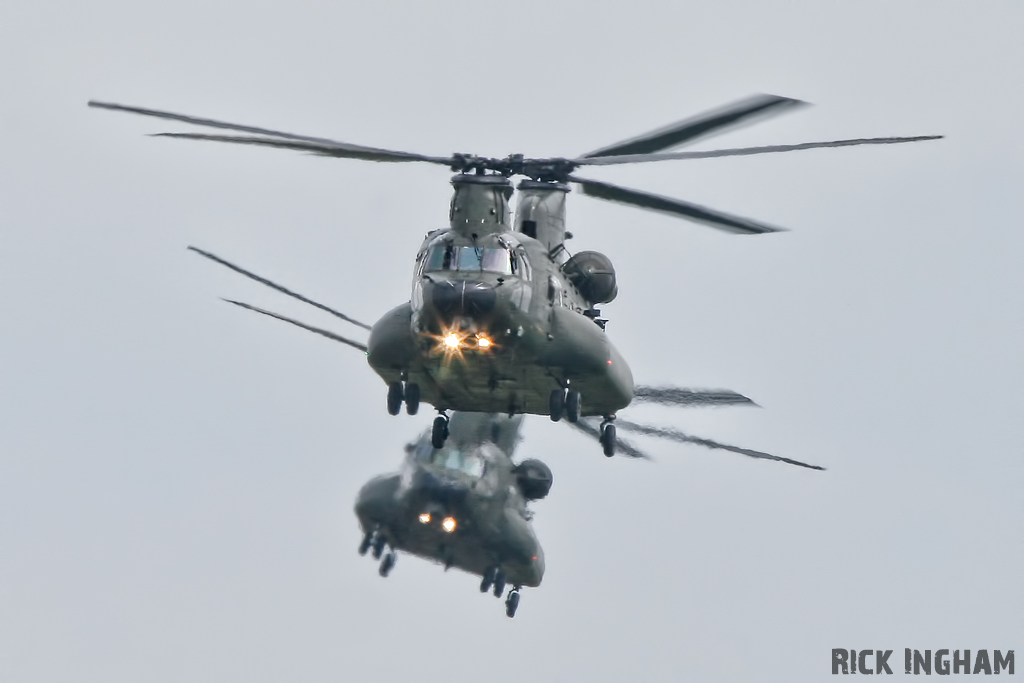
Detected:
left=356, top=411, right=543, bottom=618
left=89, top=94, right=940, bottom=455
left=354, top=391, right=820, bottom=620
left=184, top=244, right=824, bottom=470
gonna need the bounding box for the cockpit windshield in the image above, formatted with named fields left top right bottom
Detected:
left=414, top=441, right=486, bottom=478
left=425, top=245, right=512, bottom=275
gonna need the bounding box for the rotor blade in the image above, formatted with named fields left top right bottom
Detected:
left=89, top=100, right=357, bottom=143
left=189, top=246, right=372, bottom=331
left=570, top=176, right=783, bottom=234
left=580, top=94, right=806, bottom=158
left=616, top=419, right=824, bottom=470
left=633, top=386, right=758, bottom=408
left=574, top=135, right=944, bottom=166
left=222, top=299, right=368, bottom=352
left=569, top=419, right=649, bottom=459
left=156, top=133, right=452, bottom=164
left=88, top=101, right=451, bottom=165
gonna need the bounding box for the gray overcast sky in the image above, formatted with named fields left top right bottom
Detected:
left=2, top=1, right=1022, bottom=681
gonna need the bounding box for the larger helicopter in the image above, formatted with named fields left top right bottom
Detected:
left=89, top=94, right=940, bottom=455
left=184, top=243, right=824, bottom=471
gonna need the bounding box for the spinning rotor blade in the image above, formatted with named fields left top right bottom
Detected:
left=569, top=420, right=649, bottom=459
left=88, top=101, right=451, bottom=165
left=189, top=246, right=372, bottom=330
left=155, top=133, right=452, bottom=165
left=581, top=94, right=806, bottom=158
left=633, top=386, right=758, bottom=408
left=90, top=100, right=351, bottom=144
left=574, top=135, right=944, bottom=167
left=570, top=176, right=783, bottom=234
left=223, top=299, right=368, bottom=352
left=615, top=419, right=824, bottom=470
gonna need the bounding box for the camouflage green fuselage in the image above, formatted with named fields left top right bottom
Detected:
left=366, top=190, right=634, bottom=417
left=354, top=413, right=544, bottom=587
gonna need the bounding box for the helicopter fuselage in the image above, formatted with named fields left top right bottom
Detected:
left=366, top=174, right=634, bottom=418
left=355, top=412, right=545, bottom=589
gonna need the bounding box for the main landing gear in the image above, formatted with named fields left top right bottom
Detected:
left=481, top=566, right=521, bottom=618
left=549, top=386, right=581, bottom=423
left=386, top=380, right=420, bottom=416
left=505, top=587, right=521, bottom=618
left=359, top=529, right=397, bottom=576
left=431, top=412, right=450, bottom=448
left=599, top=416, right=616, bottom=457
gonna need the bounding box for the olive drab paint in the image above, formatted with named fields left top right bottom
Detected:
left=366, top=171, right=634, bottom=435
left=354, top=412, right=547, bottom=617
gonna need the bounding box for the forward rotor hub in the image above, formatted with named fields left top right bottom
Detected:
left=449, top=153, right=578, bottom=183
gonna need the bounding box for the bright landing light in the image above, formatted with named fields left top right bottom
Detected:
left=443, top=333, right=461, bottom=349
left=476, top=336, right=492, bottom=348
left=418, top=513, right=431, bottom=524
left=441, top=516, right=457, bottom=533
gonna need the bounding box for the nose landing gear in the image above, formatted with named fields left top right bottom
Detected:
left=386, top=379, right=421, bottom=416
left=378, top=550, right=397, bottom=577
left=549, top=385, right=581, bottom=423
left=564, top=390, right=581, bottom=423
left=360, top=529, right=398, bottom=577
left=403, top=383, right=420, bottom=415
left=358, top=530, right=373, bottom=556
left=480, top=565, right=505, bottom=594
left=386, top=382, right=404, bottom=415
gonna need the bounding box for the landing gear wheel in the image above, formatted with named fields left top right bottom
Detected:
left=379, top=551, right=396, bottom=577
left=431, top=415, right=450, bottom=449
left=404, top=383, right=420, bottom=415
left=386, top=381, right=404, bottom=416
left=600, top=423, right=617, bottom=457
left=549, top=389, right=565, bottom=422
left=358, top=531, right=373, bottom=556
left=565, top=390, right=581, bottom=423
left=505, top=589, right=521, bottom=618
left=480, top=567, right=496, bottom=593
left=371, top=534, right=386, bottom=560
left=492, top=570, right=506, bottom=598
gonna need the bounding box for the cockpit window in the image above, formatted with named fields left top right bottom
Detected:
left=457, top=247, right=485, bottom=271
left=420, top=446, right=486, bottom=478
left=424, top=245, right=449, bottom=271
left=425, top=245, right=513, bottom=275
left=480, top=248, right=512, bottom=273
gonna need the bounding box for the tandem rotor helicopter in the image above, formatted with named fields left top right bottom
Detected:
left=353, top=405, right=820, bottom=619
left=89, top=94, right=941, bottom=456
left=177, top=243, right=825, bottom=618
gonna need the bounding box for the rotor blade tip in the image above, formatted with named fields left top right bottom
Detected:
left=763, top=93, right=810, bottom=108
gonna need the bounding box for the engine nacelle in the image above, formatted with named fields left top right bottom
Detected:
left=513, top=459, right=553, bottom=501
left=562, top=251, right=618, bottom=304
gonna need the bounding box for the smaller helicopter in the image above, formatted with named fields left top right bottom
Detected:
left=356, top=411, right=546, bottom=618
left=353, top=394, right=820, bottom=620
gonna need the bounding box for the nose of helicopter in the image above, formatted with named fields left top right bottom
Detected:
left=413, top=468, right=470, bottom=507
left=430, top=279, right=497, bottom=319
